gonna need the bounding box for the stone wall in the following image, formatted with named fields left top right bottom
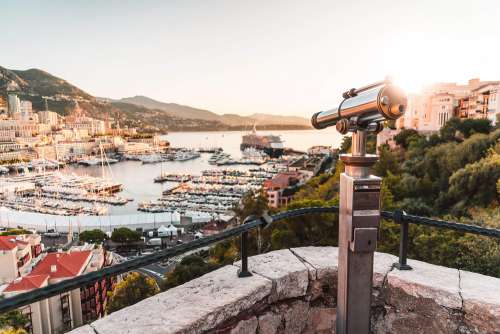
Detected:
left=69, top=247, right=500, bottom=334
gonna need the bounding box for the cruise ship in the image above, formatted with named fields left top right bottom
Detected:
left=240, top=126, right=284, bottom=158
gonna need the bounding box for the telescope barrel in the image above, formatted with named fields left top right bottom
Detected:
left=311, top=82, right=407, bottom=130
left=311, top=108, right=341, bottom=129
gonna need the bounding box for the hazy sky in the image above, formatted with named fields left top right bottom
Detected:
left=3, top=0, right=500, bottom=117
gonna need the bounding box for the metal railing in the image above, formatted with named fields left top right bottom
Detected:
left=0, top=206, right=499, bottom=314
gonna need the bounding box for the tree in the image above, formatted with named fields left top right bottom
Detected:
left=440, top=117, right=492, bottom=141
left=459, top=119, right=492, bottom=138
left=111, top=228, right=141, bottom=244
left=394, top=129, right=421, bottom=149
left=232, top=189, right=268, bottom=223
left=0, top=229, right=32, bottom=236
left=79, top=229, right=107, bottom=244
left=162, top=255, right=220, bottom=290
left=447, top=151, right=500, bottom=212
left=0, top=328, right=27, bottom=334
left=439, top=117, right=462, bottom=141
left=339, top=136, right=352, bottom=154
left=106, top=272, right=159, bottom=314
left=373, top=145, right=400, bottom=177
left=0, top=310, right=29, bottom=334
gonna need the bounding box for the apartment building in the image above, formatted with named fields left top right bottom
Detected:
left=263, top=171, right=303, bottom=208
left=0, top=234, right=43, bottom=284
left=38, top=111, right=59, bottom=127
left=1, top=245, right=115, bottom=334
left=400, top=78, right=500, bottom=131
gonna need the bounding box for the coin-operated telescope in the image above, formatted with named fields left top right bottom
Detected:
left=311, top=79, right=406, bottom=135
left=312, top=80, right=407, bottom=334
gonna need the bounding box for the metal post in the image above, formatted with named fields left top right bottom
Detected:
left=238, top=230, right=252, bottom=277
left=238, top=216, right=253, bottom=278
left=337, top=130, right=380, bottom=334
left=394, top=210, right=412, bottom=270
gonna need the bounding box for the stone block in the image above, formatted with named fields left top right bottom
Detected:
left=460, top=269, right=500, bottom=334
left=372, top=252, right=398, bottom=288
left=281, top=300, right=309, bottom=333
left=257, top=311, right=282, bottom=334
left=90, top=265, right=272, bottom=334
left=290, top=246, right=339, bottom=281
left=235, top=249, right=309, bottom=301
left=383, top=258, right=462, bottom=333
left=387, top=258, right=461, bottom=309
left=303, top=307, right=336, bottom=334
left=67, top=325, right=95, bottom=334
left=230, top=316, right=258, bottom=334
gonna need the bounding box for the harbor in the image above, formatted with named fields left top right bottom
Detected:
left=0, top=129, right=339, bottom=230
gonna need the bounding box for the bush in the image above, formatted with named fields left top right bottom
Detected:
left=107, top=272, right=158, bottom=313
left=111, top=227, right=141, bottom=244
left=162, top=255, right=220, bottom=290
left=79, top=229, right=107, bottom=244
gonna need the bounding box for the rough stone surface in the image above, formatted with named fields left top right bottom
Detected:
left=290, top=246, right=338, bottom=281
left=303, top=307, right=336, bottom=334
left=90, top=265, right=271, bottom=334
left=460, top=269, right=500, bottom=334
left=372, top=252, right=397, bottom=288
left=67, top=247, right=500, bottom=334
left=257, top=311, right=282, bottom=334
left=235, top=249, right=309, bottom=302
left=387, top=258, right=462, bottom=309
left=290, top=246, right=338, bottom=303
left=229, top=316, right=258, bottom=334
left=383, top=258, right=462, bottom=333
left=281, top=300, right=310, bottom=333
left=69, top=325, right=95, bottom=334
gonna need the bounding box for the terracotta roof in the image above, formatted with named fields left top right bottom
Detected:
left=0, top=236, right=20, bottom=250
left=264, top=172, right=301, bottom=190
left=29, top=250, right=92, bottom=279
left=4, top=274, right=49, bottom=292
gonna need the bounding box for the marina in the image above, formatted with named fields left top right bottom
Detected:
left=0, top=129, right=340, bottom=222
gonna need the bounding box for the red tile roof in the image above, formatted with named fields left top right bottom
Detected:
left=29, top=251, right=92, bottom=279
left=4, top=274, right=49, bottom=292
left=0, top=236, right=20, bottom=250
left=263, top=172, right=301, bottom=190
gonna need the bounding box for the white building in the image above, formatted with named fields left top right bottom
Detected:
left=20, top=101, right=33, bottom=121
left=38, top=110, right=59, bottom=127
left=7, top=94, right=20, bottom=116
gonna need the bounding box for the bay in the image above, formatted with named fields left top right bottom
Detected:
left=64, top=128, right=343, bottom=215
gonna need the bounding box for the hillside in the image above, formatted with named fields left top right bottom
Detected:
left=119, top=95, right=221, bottom=122
left=0, top=66, right=92, bottom=100
left=119, top=95, right=310, bottom=127
left=0, top=66, right=311, bottom=131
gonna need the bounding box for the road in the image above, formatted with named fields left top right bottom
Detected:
left=111, top=249, right=208, bottom=287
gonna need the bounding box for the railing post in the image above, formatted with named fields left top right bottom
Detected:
left=238, top=216, right=254, bottom=278
left=394, top=210, right=412, bottom=270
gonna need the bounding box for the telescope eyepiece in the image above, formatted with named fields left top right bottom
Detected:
left=311, top=112, right=327, bottom=129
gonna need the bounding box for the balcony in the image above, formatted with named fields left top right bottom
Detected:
left=68, top=247, right=499, bottom=334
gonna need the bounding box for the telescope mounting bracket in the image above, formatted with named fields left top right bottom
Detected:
left=336, top=117, right=384, bottom=135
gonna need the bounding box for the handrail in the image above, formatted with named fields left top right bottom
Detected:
left=0, top=205, right=498, bottom=314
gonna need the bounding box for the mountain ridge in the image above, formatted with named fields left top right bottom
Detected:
left=0, top=66, right=311, bottom=131
left=118, top=95, right=310, bottom=126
